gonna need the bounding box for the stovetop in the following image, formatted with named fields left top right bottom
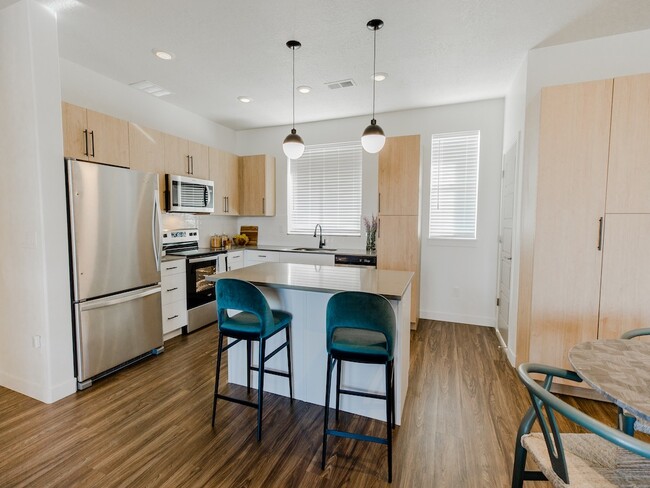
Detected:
left=166, top=247, right=225, bottom=258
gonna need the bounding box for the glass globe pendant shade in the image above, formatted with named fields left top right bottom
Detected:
left=283, top=129, right=305, bottom=159
left=361, top=119, right=386, bottom=154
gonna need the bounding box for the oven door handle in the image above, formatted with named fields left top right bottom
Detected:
left=189, top=256, right=219, bottom=264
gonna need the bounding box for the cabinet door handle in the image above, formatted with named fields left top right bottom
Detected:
left=83, top=129, right=89, bottom=156
left=166, top=287, right=178, bottom=292
left=378, top=218, right=381, bottom=238
left=165, top=266, right=178, bottom=271
left=190, top=156, right=194, bottom=175
left=226, top=196, right=229, bottom=212
left=90, top=131, right=95, bottom=157
left=223, top=196, right=227, bottom=213
left=597, top=217, right=604, bottom=251
left=262, top=197, right=265, bottom=214
left=378, top=193, right=381, bottom=213
left=167, top=314, right=179, bottom=320
left=187, top=155, right=191, bottom=174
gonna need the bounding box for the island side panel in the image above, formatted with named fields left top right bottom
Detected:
left=226, top=285, right=410, bottom=424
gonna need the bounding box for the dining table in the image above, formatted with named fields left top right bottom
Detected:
left=568, top=339, right=650, bottom=428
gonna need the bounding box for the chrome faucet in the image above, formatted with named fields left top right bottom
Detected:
left=313, top=224, right=326, bottom=249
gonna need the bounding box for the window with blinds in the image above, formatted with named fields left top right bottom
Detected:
left=429, top=130, right=481, bottom=239
left=287, top=141, right=362, bottom=236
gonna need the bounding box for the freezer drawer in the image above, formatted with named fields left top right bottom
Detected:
left=75, top=285, right=163, bottom=382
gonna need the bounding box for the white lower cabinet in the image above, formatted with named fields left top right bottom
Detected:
left=161, top=257, right=187, bottom=335
left=226, top=250, right=244, bottom=270
left=279, top=252, right=334, bottom=266
left=244, top=250, right=280, bottom=267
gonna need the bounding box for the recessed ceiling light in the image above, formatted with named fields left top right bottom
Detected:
left=297, top=85, right=311, bottom=94
left=237, top=96, right=253, bottom=103
left=152, top=49, right=175, bottom=60
left=372, top=72, right=388, bottom=82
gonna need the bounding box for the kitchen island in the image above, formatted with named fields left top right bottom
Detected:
left=207, top=262, right=413, bottom=424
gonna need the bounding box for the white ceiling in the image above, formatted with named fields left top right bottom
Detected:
left=20, top=0, right=650, bottom=130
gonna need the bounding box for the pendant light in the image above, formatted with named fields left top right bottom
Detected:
left=283, top=40, right=305, bottom=160
left=361, top=19, right=386, bottom=154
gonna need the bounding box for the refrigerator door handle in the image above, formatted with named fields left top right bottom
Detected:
left=80, top=285, right=161, bottom=311
left=152, top=190, right=162, bottom=271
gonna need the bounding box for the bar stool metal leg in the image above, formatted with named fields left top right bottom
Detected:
left=335, top=360, right=342, bottom=420
left=246, top=340, right=252, bottom=394
left=256, top=339, right=266, bottom=441
left=322, top=354, right=334, bottom=469
left=286, top=327, right=294, bottom=402
left=386, top=360, right=393, bottom=483
left=212, top=332, right=225, bottom=428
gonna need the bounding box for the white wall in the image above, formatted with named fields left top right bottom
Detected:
left=503, top=28, right=650, bottom=365
left=237, top=99, right=505, bottom=327
left=0, top=0, right=76, bottom=402
left=60, top=58, right=237, bottom=154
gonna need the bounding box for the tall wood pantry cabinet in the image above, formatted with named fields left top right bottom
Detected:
left=376, top=135, right=421, bottom=325
left=517, top=73, right=650, bottom=371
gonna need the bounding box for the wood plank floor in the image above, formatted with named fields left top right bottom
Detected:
left=0, top=321, right=624, bottom=487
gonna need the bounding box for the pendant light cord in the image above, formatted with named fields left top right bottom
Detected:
left=372, top=26, right=377, bottom=120
left=292, top=46, right=296, bottom=130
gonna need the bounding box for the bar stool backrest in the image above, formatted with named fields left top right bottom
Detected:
left=326, top=291, right=396, bottom=356
left=216, top=278, right=274, bottom=334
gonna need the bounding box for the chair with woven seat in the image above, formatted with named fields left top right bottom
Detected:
left=618, top=328, right=650, bottom=436
left=212, top=278, right=293, bottom=441
left=321, top=291, right=396, bottom=483
left=512, top=363, right=650, bottom=488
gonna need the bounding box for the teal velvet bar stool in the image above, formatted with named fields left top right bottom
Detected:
left=212, top=278, right=293, bottom=442
left=321, top=291, right=396, bottom=482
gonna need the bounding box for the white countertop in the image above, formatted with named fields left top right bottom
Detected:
left=206, top=262, right=413, bottom=300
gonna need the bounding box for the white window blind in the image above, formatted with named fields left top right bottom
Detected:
left=288, top=141, right=362, bottom=236
left=429, top=130, right=480, bottom=239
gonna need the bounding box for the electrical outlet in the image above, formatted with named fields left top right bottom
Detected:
left=32, top=335, right=41, bottom=348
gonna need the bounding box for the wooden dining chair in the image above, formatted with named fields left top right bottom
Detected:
left=512, top=363, right=650, bottom=488
left=618, top=328, right=650, bottom=436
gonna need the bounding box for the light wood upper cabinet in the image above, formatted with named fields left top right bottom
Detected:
left=164, top=134, right=209, bottom=180
left=189, top=141, right=209, bottom=180
left=376, top=215, right=420, bottom=324
left=525, top=80, right=613, bottom=370
left=62, top=102, right=129, bottom=167
left=128, top=123, right=164, bottom=173
left=378, top=135, right=420, bottom=216
left=209, top=147, right=240, bottom=215
left=239, top=155, right=275, bottom=216
left=606, top=73, right=650, bottom=213
left=129, top=123, right=165, bottom=208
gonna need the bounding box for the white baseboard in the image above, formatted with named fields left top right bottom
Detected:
left=419, top=310, right=496, bottom=328
left=494, top=328, right=516, bottom=366
left=0, top=371, right=76, bottom=404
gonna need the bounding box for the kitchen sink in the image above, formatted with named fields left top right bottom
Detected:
left=292, top=247, right=337, bottom=252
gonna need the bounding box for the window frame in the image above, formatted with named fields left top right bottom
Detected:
left=286, top=140, right=363, bottom=237
left=428, top=130, right=481, bottom=241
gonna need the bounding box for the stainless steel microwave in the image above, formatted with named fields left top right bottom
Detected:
left=166, top=174, right=214, bottom=214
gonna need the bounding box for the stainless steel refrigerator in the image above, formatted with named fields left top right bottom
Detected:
left=66, top=159, right=163, bottom=389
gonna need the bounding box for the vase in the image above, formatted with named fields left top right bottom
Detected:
left=366, top=229, right=376, bottom=252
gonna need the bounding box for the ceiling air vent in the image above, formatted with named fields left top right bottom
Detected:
left=129, top=80, right=172, bottom=97
left=325, top=79, right=356, bottom=90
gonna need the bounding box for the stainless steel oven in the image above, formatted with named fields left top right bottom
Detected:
left=187, top=255, right=218, bottom=309
left=162, top=229, right=226, bottom=333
